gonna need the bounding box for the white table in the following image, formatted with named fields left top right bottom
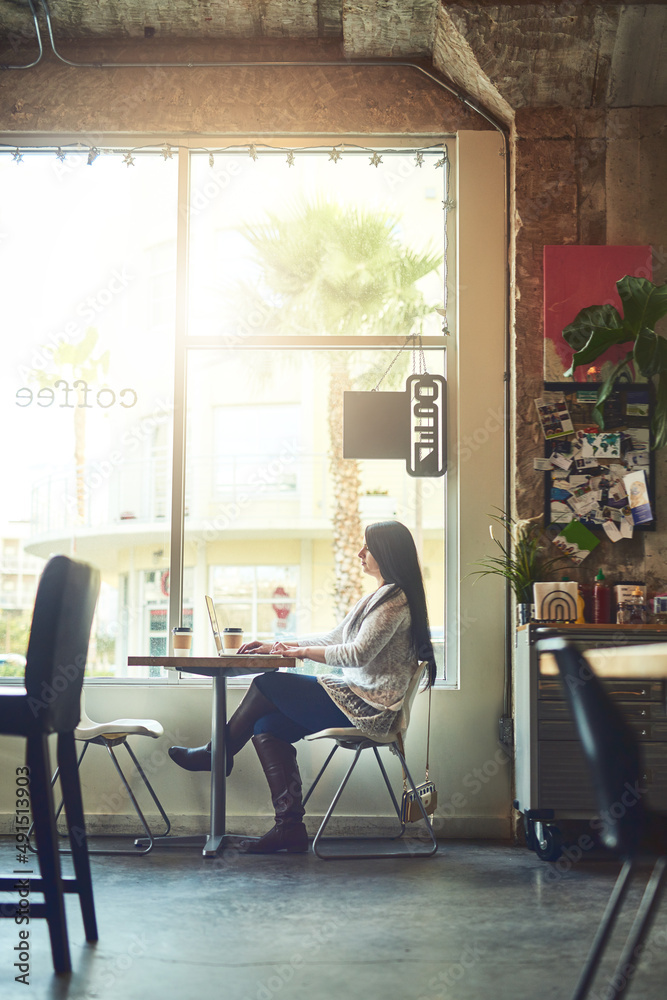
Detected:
left=127, top=654, right=292, bottom=856
left=539, top=641, right=667, bottom=681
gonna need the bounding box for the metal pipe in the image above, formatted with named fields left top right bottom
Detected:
left=37, top=0, right=482, bottom=126
left=0, top=0, right=43, bottom=70
left=33, top=0, right=512, bottom=161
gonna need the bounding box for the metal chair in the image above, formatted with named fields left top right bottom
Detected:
left=303, top=664, right=438, bottom=859
left=537, top=636, right=667, bottom=1000
left=45, top=690, right=171, bottom=855
left=0, top=555, right=100, bottom=975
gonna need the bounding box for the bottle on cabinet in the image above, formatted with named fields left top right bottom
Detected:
left=617, top=587, right=649, bottom=625
left=593, top=569, right=611, bottom=624
left=580, top=582, right=594, bottom=623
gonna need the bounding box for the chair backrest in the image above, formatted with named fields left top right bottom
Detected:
left=24, top=555, right=100, bottom=734
left=536, top=637, right=646, bottom=854
left=396, top=661, right=429, bottom=736
left=77, top=688, right=96, bottom=730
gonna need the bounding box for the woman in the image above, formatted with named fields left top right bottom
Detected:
left=169, top=520, right=436, bottom=854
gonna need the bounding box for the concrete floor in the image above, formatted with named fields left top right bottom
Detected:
left=1, top=835, right=666, bottom=1000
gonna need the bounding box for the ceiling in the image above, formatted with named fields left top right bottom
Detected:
left=1, top=1, right=666, bottom=116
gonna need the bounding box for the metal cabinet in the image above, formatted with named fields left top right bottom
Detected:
left=513, top=623, right=667, bottom=861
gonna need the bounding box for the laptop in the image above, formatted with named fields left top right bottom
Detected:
left=205, top=595, right=224, bottom=655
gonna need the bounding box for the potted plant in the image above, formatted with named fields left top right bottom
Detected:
left=562, top=275, right=667, bottom=446
left=471, top=510, right=566, bottom=623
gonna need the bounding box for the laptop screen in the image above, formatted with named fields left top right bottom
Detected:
left=205, top=596, right=223, bottom=655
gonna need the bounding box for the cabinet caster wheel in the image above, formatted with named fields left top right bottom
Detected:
left=534, top=824, right=562, bottom=862
left=523, top=816, right=537, bottom=852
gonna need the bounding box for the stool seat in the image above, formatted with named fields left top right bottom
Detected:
left=75, top=713, right=164, bottom=742
left=307, top=726, right=399, bottom=750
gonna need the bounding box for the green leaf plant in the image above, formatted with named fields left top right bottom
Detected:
left=563, top=275, right=667, bottom=448
left=470, top=510, right=567, bottom=605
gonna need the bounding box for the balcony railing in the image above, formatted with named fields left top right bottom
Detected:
left=28, top=452, right=445, bottom=539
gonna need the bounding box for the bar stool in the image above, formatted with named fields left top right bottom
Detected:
left=0, top=555, right=100, bottom=974
left=46, top=690, right=171, bottom=855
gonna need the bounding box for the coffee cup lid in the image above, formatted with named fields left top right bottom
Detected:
left=223, top=627, right=243, bottom=633
left=172, top=626, right=192, bottom=633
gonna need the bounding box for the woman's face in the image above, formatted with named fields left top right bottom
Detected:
left=358, top=541, right=384, bottom=583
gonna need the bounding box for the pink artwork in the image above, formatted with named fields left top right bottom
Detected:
left=543, top=245, right=652, bottom=382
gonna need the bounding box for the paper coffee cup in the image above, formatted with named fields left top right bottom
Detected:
left=223, top=627, right=243, bottom=653
left=172, top=626, right=193, bottom=653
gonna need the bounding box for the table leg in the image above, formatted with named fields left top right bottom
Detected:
left=202, top=674, right=227, bottom=857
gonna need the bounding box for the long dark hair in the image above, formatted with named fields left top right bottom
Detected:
left=365, top=520, right=436, bottom=686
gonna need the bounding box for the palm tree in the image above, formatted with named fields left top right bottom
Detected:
left=232, top=199, right=442, bottom=618
left=30, top=327, right=109, bottom=523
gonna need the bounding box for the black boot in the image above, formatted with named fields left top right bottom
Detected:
left=242, top=733, right=308, bottom=854
left=168, top=741, right=212, bottom=771
left=168, top=679, right=275, bottom=776
left=225, top=680, right=276, bottom=777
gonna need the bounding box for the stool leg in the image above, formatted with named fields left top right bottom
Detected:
left=571, top=858, right=635, bottom=1000
left=27, top=734, right=71, bottom=974
left=105, top=744, right=156, bottom=851
left=303, top=745, right=339, bottom=807
left=123, top=742, right=171, bottom=836
left=57, top=732, right=98, bottom=942
left=605, top=857, right=667, bottom=1000
left=372, top=746, right=405, bottom=829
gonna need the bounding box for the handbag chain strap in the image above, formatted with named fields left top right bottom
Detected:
left=424, top=680, right=432, bottom=781
left=400, top=672, right=432, bottom=792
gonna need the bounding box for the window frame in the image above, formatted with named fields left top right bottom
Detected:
left=168, top=143, right=452, bottom=686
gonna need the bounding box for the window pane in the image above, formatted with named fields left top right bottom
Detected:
left=0, top=151, right=178, bottom=678
left=257, top=602, right=296, bottom=637
left=211, top=566, right=254, bottom=600
left=256, top=566, right=300, bottom=600
left=199, top=565, right=300, bottom=655
left=213, top=405, right=300, bottom=496
left=188, top=149, right=446, bottom=340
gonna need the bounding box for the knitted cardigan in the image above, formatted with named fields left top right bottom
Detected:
left=298, top=585, right=419, bottom=739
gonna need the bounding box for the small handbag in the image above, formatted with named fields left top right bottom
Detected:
left=399, top=681, right=437, bottom=824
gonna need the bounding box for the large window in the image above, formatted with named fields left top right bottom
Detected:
left=0, top=142, right=449, bottom=680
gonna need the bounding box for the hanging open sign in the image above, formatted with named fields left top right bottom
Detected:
left=343, top=374, right=446, bottom=478
left=407, top=374, right=446, bottom=477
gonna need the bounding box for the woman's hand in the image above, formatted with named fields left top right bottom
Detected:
left=237, top=640, right=273, bottom=655
left=271, top=641, right=303, bottom=660
left=270, top=643, right=327, bottom=664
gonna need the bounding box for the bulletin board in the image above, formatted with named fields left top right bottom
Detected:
left=539, top=382, right=655, bottom=562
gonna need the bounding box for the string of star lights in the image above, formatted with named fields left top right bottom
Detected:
left=1, top=139, right=453, bottom=334
left=439, top=144, right=452, bottom=336
left=0, top=140, right=451, bottom=175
